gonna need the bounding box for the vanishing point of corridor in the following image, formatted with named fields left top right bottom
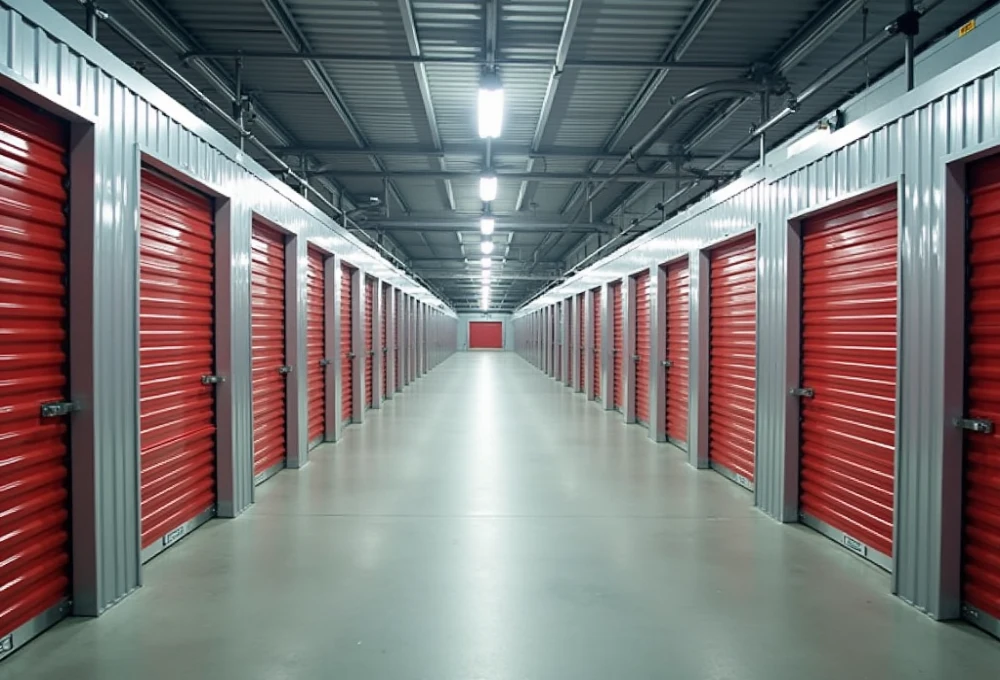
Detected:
left=3, top=353, right=999, bottom=680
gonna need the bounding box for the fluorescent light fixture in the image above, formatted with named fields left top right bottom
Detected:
left=479, top=175, right=498, bottom=202
left=481, top=257, right=493, bottom=269
left=481, top=239, right=494, bottom=255
left=480, top=217, right=495, bottom=235
left=481, top=285, right=490, bottom=298
left=481, top=270, right=491, bottom=282
left=478, top=72, right=504, bottom=139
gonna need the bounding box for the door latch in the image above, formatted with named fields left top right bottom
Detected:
left=383, top=347, right=389, bottom=353
left=201, top=375, right=225, bottom=385
left=661, top=360, right=673, bottom=368
left=347, top=352, right=356, bottom=360
left=319, top=358, right=331, bottom=367
left=40, top=401, right=79, bottom=418
left=954, top=417, right=993, bottom=434
left=789, top=387, right=815, bottom=398
left=632, top=354, right=640, bottom=363
left=278, top=365, right=292, bottom=375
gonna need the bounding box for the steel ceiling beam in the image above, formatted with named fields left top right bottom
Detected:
left=273, top=142, right=760, bottom=163
left=258, top=0, right=412, bottom=219
left=587, top=0, right=869, bottom=231
left=178, top=50, right=747, bottom=71
left=556, top=0, right=724, bottom=217
left=302, top=169, right=715, bottom=183
left=515, top=0, right=583, bottom=211
left=370, top=217, right=611, bottom=231
left=397, top=0, right=455, bottom=211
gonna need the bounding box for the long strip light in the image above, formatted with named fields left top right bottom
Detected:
left=478, top=72, right=504, bottom=139
left=481, top=239, right=494, bottom=255
left=481, top=257, right=493, bottom=269
left=480, top=216, right=495, bottom=235
left=479, top=175, right=498, bottom=202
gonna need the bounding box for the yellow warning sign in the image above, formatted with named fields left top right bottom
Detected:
left=959, top=19, right=976, bottom=37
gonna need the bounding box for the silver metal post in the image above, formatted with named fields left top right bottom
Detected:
left=85, top=0, right=98, bottom=38
left=904, top=0, right=915, bottom=91
left=759, top=91, right=769, bottom=167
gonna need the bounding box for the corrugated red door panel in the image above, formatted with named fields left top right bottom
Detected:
left=469, top=321, right=503, bottom=348
left=612, top=282, right=624, bottom=410
left=341, top=264, right=354, bottom=422
left=138, top=170, right=217, bottom=548
left=634, top=272, right=651, bottom=424
left=306, top=247, right=326, bottom=446
left=665, top=260, right=690, bottom=444
left=365, top=277, right=375, bottom=408
left=0, top=93, right=72, bottom=640
left=593, top=288, right=602, bottom=398
left=381, top=283, right=389, bottom=399
left=963, top=155, right=1000, bottom=626
left=250, top=221, right=287, bottom=479
left=578, top=293, right=586, bottom=391
left=709, top=235, right=757, bottom=486
left=799, top=191, right=898, bottom=560
left=395, top=290, right=401, bottom=390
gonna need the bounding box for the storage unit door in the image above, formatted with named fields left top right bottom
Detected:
left=381, top=284, right=389, bottom=400
left=593, top=289, right=602, bottom=398
left=578, top=293, right=586, bottom=391
left=365, top=277, right=375, bottom=408
left=0, top=93, right=72, bottom=648
left=962, top=154, right=1000, bottom=635
left=634, top=272, right=651, bottom=424
left=708, top=235, right=756, bottom=488
left=612, top=282, right=624, bottom=410
left=306, top=247, right=326, bottom=447
left=665, top=260, right=690, bottom=446
left=250, top=221, right=287, bottom=483
left=138, top=170, right=217, bottom=556
left=469, top=321, right=503, bottom=349
left=395, top=291, right=401, bottom=390
left=341, top=265, right=354, bottom=423
left=798, top=191, right=898, bottom=568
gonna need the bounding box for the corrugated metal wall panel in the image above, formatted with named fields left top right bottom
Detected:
left=306, top=247, right=326, bottom=446
left=665, top=260, right=690, bottom=446
left=612, top=282, right=623, bottom=410
left=593, top=288, right=602, bottom=398
left=365, top=276, right=375, bottom=409
left=341, top=264, right=354, bottom=423
left=634, top=272, right=651, bottom=425
left=578, top=292, right=586, bottom=391
left=381, top=283, right=389, bottom=401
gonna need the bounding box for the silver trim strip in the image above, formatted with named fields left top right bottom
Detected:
left=0, top=599, right=70, bottom=662
left=253, top=461, right=286, bottom=487
left=140, top=506, right=216, bottom=564
left=709, top=461, right=754, bottom=492
left=800, top=513, right=893, bottom=573
left=962, top=604, right=1000, bottom=640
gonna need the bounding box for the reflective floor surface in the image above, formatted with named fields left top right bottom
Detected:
left=3, top=352, right=999, bottom=679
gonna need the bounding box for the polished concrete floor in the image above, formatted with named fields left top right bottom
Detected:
left=5, top=352, right=1000, bottom=679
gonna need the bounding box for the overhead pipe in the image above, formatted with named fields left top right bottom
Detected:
left=93, top=8, right=446, bottom=301
left=520, top=2, right=938, bottom=310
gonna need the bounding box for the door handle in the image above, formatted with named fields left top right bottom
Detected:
left=319, top=358, right=331, bottom=367
left=661, top=360, right=672, bottom=368
left=278, top=365, right=292, bottom=375
left=789, top=387, right=814, bottom=398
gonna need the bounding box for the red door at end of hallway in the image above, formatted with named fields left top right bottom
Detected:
left=365, top=277, right=375, bottom=409
left=665, top=260, right=690, bottom=446
left=708, top=235, right=756, bottom=489
left=139, top=170, right=217, bottom=559
left=306, top=246, right=326, bottom=447
left=251, top=221, right=288, bottom=483
left=341, top=264, right=355, bottom=423
left=634, top=272, right=651, bottom=425
left=961, top=154, right=1000, bottom=635
left=0, top=93, right=73, bottom=644
left=612, top=282, right=624, bottom=410
left=593, top=288, right=602, bottom=398
left=469, top=321, right=504, bottom=349
left=798, top=190, right=898, bottom=568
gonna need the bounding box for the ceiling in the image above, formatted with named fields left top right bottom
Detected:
left=48, top=0, right=990, bottom=311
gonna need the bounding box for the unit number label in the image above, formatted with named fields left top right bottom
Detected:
left=0, top=635, right=13, bottom=654
left=163, top=525, right=186, bottom=547
left=842, top=534, right=868, bottom=557
left=735, top=474, right=752, bottom=490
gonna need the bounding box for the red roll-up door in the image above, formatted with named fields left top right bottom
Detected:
left=709, top=235, right=756, bottom=489
left=341, top=264, right=354, bottom=423
left=250, top=221, right=287, bottom=482
left=395, top=290, right=401, bottom=390
left=798, top=191, right=898, bottom=567
left=365, top=277, right=375, bottom=409
left=961, top=154, right=1000, bottom=634
left=578, top=293, right=586, bottom=391
left=306, top=246, right=326, bottom=447
left=469, top=321, right=503, bottom=348
left=0, top=93, right=72, bottom=646
left=593, top=288, right=602, bottom=398
left=381, top=283, right=389, bottom=401
left=612, top=282, right=624, bottom=410
left=138, top=171, right=216, bottom=556
left=665, top=260, right=690, bottom=445
left=634, top=272, right=651, bottom=424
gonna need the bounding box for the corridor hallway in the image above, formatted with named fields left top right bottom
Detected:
left=4, top=352, right=999, bottom=680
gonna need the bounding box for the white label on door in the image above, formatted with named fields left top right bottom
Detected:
left=163, top=525, right=186, bottom=547
left=843, top=534, right=868, bottom=557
